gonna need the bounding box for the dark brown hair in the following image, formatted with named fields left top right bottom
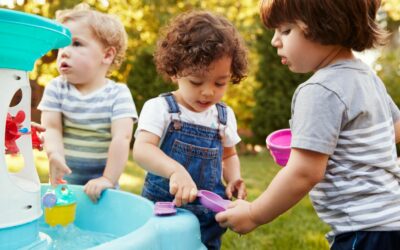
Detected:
left=154, top=10, right=248, bottom=84
left=260, top=0, right=388, bottom=51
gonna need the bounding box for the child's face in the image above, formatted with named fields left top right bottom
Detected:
left=56, top=20, right=109, bottom=85
left=173, top=56, right=232, bottom=112
left=271, top=22, right=338, bottom=73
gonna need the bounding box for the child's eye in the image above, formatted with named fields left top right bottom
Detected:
left=190, top=80, right=202, bottom=86
left=72, top=41, right=82, bottom=47
left=282, top=29, right=291, bottom=35
left=216, top=82, right=227, bottom=87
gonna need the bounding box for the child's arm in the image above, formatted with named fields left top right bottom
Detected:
left=83, top=118, right=134, bottom=203
left=41, top=111, right=71, bottom=186
left=223, top=146, right=246, bottom=199
left=395, top=120, right=400, bottom=143
left=216, top=148, right=328, bottom=234
left=133, top=130, right=197, bottom=206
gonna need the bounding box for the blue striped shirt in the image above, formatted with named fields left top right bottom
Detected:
left=38, top=76, right=137, bottom=181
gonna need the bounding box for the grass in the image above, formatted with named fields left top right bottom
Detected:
left=6, top=150, right=330, bottom=250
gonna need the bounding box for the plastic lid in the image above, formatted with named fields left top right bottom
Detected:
left=0, top=8, right=71, bottom=71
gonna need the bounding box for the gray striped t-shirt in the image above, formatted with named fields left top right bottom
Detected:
left=290, top=59, right=400, bottom=242
left=38, top=76, right=138, bottom=183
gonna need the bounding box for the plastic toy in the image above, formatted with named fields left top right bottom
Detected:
left=39, top=184, right=207, bottom=250
left=154, top=201, right=177, bottom=216
left=266, top=128, right=292, bottom=166
left=0, top=7, right=71, bottom=250
left=42, top=185, right=77, bottom=227
left=5, top=110, right=42, bottom=154
left=197, top=190, right=231, bottom=213
left=153, top=190, right=231, bottom=216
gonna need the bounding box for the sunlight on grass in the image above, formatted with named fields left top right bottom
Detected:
left=120, top=172, right=144, bottom=194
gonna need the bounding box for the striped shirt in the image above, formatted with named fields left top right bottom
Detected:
left=38, top=76, right=137, bottom=182
left=290, top=59, right=400, bottom=242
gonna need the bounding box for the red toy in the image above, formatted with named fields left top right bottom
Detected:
left=5, top=110, right=42, bottom=154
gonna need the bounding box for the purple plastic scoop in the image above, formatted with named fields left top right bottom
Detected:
left=154, top=201, right=177, bottom=216
left=197, top=190, right=231, bottom=213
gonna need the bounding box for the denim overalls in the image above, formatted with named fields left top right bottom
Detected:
left=142, top=93, right=228, bottom=250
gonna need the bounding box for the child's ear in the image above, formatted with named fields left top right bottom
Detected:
left=103, top=47, right=116, bottom=65
left=171, top=75, right=178, bottom=83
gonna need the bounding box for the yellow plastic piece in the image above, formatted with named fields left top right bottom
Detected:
left=44, top=203, right=77, bottom=227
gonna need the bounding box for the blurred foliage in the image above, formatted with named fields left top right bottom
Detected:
left=383, top=0, right=400, bottom=21
left=251, top=29, right=310, bottom=144
left=378, top=0, right=400, bottom=107
left=2, top=0, right=261, bottom=133
left=1, top=0, right=400, bottom=146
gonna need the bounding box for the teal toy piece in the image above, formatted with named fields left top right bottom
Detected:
left=42, top=185, right=76, bottom=208
left=0, top=8, right=71, bottom=71
left=53, top=185, right=76, bottom=206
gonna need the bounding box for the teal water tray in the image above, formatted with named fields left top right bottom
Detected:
left=0, top=8, right=71, bottom=71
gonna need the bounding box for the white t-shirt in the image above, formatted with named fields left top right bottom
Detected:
left=135, top=96, right=241, bottom=147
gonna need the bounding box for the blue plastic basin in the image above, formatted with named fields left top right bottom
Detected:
left=39, top=185, right=206, bottom=250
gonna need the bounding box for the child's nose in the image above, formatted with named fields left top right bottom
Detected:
left=271, top=31, right=280, bottom=47
left=201, top=87, right=214, bottom=97
left=59, top=47, right=71, bottom=58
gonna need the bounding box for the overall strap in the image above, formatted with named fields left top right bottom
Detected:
left=160, top=92, right=182, bottom=129
left=216, top=102, right=227, bottom=126
left=160, top=92, right=180, bottom=114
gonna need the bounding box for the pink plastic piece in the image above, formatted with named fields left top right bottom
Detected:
left=154, top=201, right=177, bottom=216
left=266, top=128, right=292, bottom=167
left=197, top=190, right=231, bottom=213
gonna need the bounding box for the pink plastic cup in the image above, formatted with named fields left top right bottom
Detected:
left=266, top=128, right=292, bottom=167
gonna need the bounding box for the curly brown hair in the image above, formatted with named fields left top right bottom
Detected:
left=154, top=10, right=248, bottom=84
left=260, top=0, right=388, bottom=51
left=56, top=3, right=127, bottom=72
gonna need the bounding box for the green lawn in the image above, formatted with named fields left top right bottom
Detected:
left=9, top=150, right=330, bottom=249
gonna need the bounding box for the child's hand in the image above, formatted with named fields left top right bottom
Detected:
left=215, top=199, right=259, bottom=234
left=169, top=168, right=198, bottom=207
left=31, top=122, right=46, bottom=133
left=49, top=154, right=71, bottom=186
left=225, top=178, right=247, bottom=200
left=84, top=176, right=114, bottom=203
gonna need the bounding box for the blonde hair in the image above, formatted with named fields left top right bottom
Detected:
left=56, top=3, right=128, bottom=71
